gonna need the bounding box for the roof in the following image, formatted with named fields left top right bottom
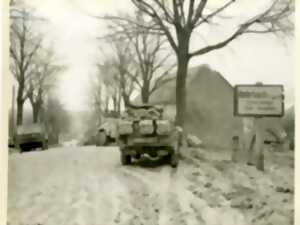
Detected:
left=17, top=123, right=44, bottom=135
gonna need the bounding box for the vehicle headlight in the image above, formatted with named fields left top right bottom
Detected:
left=156, top=120, right=171, bottom=135
left=118, top=121, right=133, bottom=135
left=139, top=120, right=154, bottom=134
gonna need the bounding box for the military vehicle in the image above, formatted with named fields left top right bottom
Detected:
left=96, top=119, right=117, bottom=146
left=117, top=104, right=182, bottom=167
left=15, top=123, right=48, bottom=152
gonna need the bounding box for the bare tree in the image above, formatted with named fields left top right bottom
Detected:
left=97, top=38, right=137, bottom=111
left=92, top=60, right=120, bottom=116
left=110, top=38, right=137, bottom=107
left=107, top=12, right=175, bottom=104
left=10, top=7, right=43, bottom=125
left=27, top=50, right=63, bottom=123
left=103, top=0, right=293, bottom=127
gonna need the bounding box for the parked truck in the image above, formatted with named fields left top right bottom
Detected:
left=15, top=123, right=48, bottom=152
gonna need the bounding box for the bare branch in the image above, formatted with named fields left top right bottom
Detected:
left=190, top=0, right=293, bottom=57
left=153, top=0, right=174, bottom=24
left=131, top=0, right=179, bottom=52
left=150, top=61, right=176, bottom=95
left=23, top=38, right=43, bottom=72
left=187, top=0, right=195, bottom=24
left=189, top=28, right=241, bottom=58
left=125, top=69, right=143, bottom=88
left=9, top=46, right=20, bottom=70
left=150, top=71, right=175, bottom=94
left=195, top=0, right=235, bottom=27
left=97, top=15, right=163, bottom=32
left=191, top=0, right=208, bottom=25
left=151, top=52, right=173, bottom=74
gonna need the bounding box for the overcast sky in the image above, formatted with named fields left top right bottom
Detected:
left=23, top=0, right=294, bottom=111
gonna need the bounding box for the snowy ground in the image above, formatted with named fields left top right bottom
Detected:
left=7, top=146, right=294, bottom=225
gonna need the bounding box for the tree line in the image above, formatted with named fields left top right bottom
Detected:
left=9, top=0, right=69, bottom=141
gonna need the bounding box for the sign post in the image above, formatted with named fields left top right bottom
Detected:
left=233, top=83, right=284, bottom=171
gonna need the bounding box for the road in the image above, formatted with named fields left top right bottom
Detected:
left=7, top=146, right=294, bottom=225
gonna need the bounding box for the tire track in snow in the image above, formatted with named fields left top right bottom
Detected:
left=117, top=165, right=198, bottom=225
left=116, top=168, right=160, bottom=225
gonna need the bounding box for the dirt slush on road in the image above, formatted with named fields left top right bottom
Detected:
left=7, top=144, right=293, bottom=225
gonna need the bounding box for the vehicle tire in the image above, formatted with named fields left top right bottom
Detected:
left=97, top=130, right=107, bottom=146
left=19, top=145, right=25, bottom=153
left=121, top=152, right=131, bottom=165
left=134, top=153, right=141, bottom=160
left=42, top=141, right=48, bottom=150
left=169, top=153, right=178, bottom=168
left=149, top=152, right=158, bottom=158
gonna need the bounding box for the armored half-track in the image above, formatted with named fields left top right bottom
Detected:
left=117, top=104, right=182, bottom=167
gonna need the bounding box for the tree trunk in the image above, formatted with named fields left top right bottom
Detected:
left=32, top=104, right=39, bottom=123
left=16, top=100, right=23, bottom=125
left=175, top=55, right=189, bottom=128
left=29, top=93, right=42, bottom=124
left=105, top=96, right=109, bottom=114
left=141, top=81, right=150, bottom=104
left=122, top=93, right=130, bottom=108
left=16, top=84, right=25, bottom=125
left=112, top=95, right=117, bottom=112
left=175, top=32, right=190, bottom=128
left=117, top=89, right=121, bottom=114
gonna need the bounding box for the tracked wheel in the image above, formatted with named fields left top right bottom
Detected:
left=169, top=153, right=178, bottom=168
left=121, top=152, right=131, bottom=165
left=97, top=130, right=107, bottom=146
left=42, top=140, right=48, bottom=150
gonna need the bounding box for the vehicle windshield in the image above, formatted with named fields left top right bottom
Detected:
left=17, top=124, right=44, bottom=135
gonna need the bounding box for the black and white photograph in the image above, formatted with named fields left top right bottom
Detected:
left=2, top=0, right=296, bottom=224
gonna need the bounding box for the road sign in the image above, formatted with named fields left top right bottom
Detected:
left=234, top=84, right=284, bottom=117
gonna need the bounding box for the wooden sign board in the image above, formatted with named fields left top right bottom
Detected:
left=234, top=85, right=284, bottom=117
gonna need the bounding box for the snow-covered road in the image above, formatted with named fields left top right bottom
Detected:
left=7, top=146, right=294, bottom=225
